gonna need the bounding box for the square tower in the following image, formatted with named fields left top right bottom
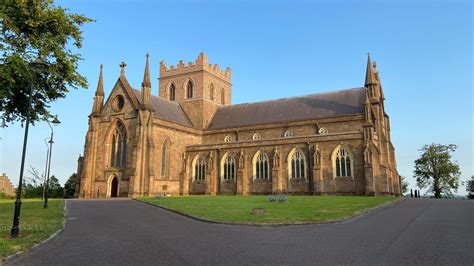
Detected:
left=158, top=53, right=232, bottom=129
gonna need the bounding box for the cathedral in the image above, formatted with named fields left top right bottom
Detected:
left=75, top=52, right=401, bottom=198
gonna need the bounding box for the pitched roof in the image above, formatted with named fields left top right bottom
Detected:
left=132, top=89, right=192, bottom=127
left=207, top=87, right=366, bottom=130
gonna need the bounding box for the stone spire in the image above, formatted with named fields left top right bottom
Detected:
left=140, top=53, right=152, bottom=110
left=364, top=53, right=377, bottom=86
left=92, top=64, right=104, bottom=115
left=142, top=53, right=151, bottom=88
left=96, top=64, right=104, bottom=96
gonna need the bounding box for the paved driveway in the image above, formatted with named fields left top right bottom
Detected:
left=8, top=198, right=474, bottom=265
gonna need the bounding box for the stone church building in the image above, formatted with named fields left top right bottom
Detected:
left=76, top=52, right=401, bottom=198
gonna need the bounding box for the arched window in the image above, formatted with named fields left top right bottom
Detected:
left=187, top=80, right=193, bottom=99
left=161, top=138, right=171, bottom=178
left=193, top=155, right=206, bottom=181
left=221, top=89, right=225, bottom=104
left=253, top=151, right=270, bottom=180
left=284, top=130, right=293, bottom=138
left=252, top=133, right=261, bottom=141
left=333, top=145, right=353, bottom=178
left=289, top=148, right=306, bottom=179
left=209, top=83, right=215, bottom=101
left=224, top=135, right=232, bottom=143
left=319, top=127, right=328, bottom=135
left=221, top=153, right=236, bottom=180
left=169, top=83, right=176, bottom=101
left=110, top=122, right=127, bottom=167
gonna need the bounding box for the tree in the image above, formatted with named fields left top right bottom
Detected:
left=63, top=173, right=77, bottom=198
left=414, top=144, right=461, bottom=198
left=47, top=175, right=64, bottom=198
left=23, top=166, right=44, bottom=198
left=401, top=176, right=409, bottom=195
left=0, top=0, right=93, bottom=125
left=467, top=175, right=474, bottom=199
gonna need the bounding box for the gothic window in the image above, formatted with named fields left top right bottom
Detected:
left=319, top=127, right=328, bottom=135
left=284, top=130, right=293, bottom=138
left=161, top=138, right=171, bottom=178
left=254, top=151, right=270, bottom=180
left=333, top=145, right=353, bottom=178
left=289, top=148, right=306, bottom=179
left=221, top=89, right=225, bottom=104
left=222, top=153, right=236, bottom=181
left=224, top=135, right=232, bottom=143
left=169, top=83, right=176, bottom=101
left=110, top=122, right=127, bottom=167
left=112, top=95, right=125, bottom=112
left=187, top=80, right=193, bottom=99
left=252, top=133, right=261, bottom=140
left=210, top=83, right=215, bottom=101
left=193, top=155, right=206, bottom=181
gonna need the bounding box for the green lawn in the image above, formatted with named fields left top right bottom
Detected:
left=0, top=199, right=65, bottom=259
left=139, top=195, right=398, bottom=224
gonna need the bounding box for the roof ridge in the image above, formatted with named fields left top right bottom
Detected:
left=218, top=87, right=365, bottom=109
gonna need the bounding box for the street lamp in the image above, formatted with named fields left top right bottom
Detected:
left=11, top=57, right=47, bottom=238
left=44, top=115, right=60, bottom=209
left=42, top=138, right=50, bottom=200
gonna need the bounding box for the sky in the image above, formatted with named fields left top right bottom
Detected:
left=0, top=0, right=472, bottom=194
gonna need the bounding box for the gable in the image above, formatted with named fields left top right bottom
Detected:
left=102, top=76, right=140, bottom=115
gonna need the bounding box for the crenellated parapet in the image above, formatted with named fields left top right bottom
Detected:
left=160, top=52, right=231, bottom=81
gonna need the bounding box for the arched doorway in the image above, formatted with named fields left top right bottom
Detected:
left=111, top=176, right=118, bottom=197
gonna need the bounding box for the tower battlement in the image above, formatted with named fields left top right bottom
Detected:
left=160, top=52, right=231, bottom=82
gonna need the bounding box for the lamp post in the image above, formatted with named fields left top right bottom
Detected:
left=11, top=57, right=47, bottom=238
left=44, top=115, right=61, bottom=209
left=42, top=137, right=50, bottom=200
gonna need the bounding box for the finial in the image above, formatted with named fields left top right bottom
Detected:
left=120, top=61, right=127, bottom=76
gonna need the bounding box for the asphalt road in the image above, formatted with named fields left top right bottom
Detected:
left=8, top=198, right=474, bottom=266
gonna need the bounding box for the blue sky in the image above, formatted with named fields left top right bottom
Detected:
left=0, top=0, right=472, bottom=194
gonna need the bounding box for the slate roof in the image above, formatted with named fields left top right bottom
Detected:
left=132, top=90, right=192, bottom=127
left=207, top=87, right=366, bottom=130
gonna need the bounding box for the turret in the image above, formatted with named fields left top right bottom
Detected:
left=364, top=53, right=379, bottom=99
left=91, top=64, right=104, bottom=115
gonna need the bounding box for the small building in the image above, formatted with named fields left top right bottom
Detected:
left=76, top=53, right=401, bottom=198
left=0, top=173, right=15, bottom=197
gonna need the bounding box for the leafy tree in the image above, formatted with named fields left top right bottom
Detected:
left=0, top=0, right=93, bottom=125
left=414, top=144, right=461, bottom=198
left=47, top=175, right=64, bottom=198
left=63, top=173, right=77, bottom=198
left=467, top=175, right=474, bottom=199
left=401, top=176, right=409, bottom=194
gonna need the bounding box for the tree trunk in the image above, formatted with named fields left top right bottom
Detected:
left=434, top=177, right=441, bottom=198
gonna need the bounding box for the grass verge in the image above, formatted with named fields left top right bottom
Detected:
left=0, top=199, right=65, bottom=259
left=139, top=195, right=398, bottom=224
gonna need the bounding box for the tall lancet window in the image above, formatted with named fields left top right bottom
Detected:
left=187, top=80, right=193, bottom=99
left=290, top=148, right=306, bottom=179
left=161, top=138, right=171, bottom=178
left=333, top=145, right=353, bottom=178
left=254, top=151, right=270, bottom=180
left=193, top=155, right=206, bottom=181
left=111, top=122, right=127, bottom=167
left=170, top=83, right=176, bottom=101
left=222, top=153, right=236, bottom=180
left=210, top=83, right=215, bottom=101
